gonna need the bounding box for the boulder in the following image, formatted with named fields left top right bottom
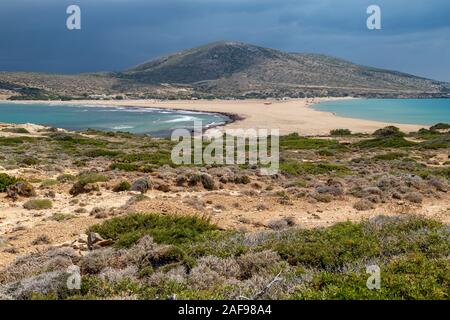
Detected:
left=6, top=182, right=36, bottom=200
left=69, top=182, right=99, bottom=196
left=131, top=178, right=151, bottom=194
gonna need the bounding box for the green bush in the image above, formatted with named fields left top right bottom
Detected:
left=430, top=123, right=450, bottom=131
left=330, top=129, right=352, bottom=136
left=373, top=152, right=406, bottom=161
left=112, top=181, right=131, bottom=192
left=280, top=161, right=351, bottom=176
left=89, top=213, right=219, bottom=248
left=0, top=137, right=27, bottom=145
left=83, top=149, right=122, bottom=158
left=292, top=254, right=449, bottom=300
left=264, top=222, right=380, bottom=268
left=1, top=127, right=30, bottom=134
left=373, top=126, right=405, bottom=138
left=23, top=199, right=53, bottom=210
left=56, top=174, right=76, bottom=183
left=0, top=173, right=20, bottom=192
left=109, top=163, right=139, bottom=172
left=419, top=135, right=450, bottom=149
left=77, top=173, right=109, bottom=186
left=280, top=134, right=345, bottom=150
left=355, top=136, right=416, bottom=149
left=21, top=156, right=40, bottom=166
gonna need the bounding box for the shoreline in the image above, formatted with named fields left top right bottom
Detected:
left=0, top=98, right=425, bottom=135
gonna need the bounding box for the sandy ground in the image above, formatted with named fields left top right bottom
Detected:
left=1, top=98, right=424, bottom=135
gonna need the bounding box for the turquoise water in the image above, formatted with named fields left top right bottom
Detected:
left=313, top=99, right=450, bottom=126
left=0, top=102, right=229, bottom=136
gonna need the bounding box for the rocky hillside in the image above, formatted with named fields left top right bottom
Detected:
left=1, top=41, right=449, bottom=99
left=120, top=41, right=449, bottom=98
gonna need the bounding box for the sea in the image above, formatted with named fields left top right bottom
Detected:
left=0, top=102, right=229, bottom=136
left=313, top=98, right=450, bottom=126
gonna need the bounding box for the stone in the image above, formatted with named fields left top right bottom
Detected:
left=6, top=182, right=36, bottom=200
left=131, top=178, right=151, bottom=194
left=69, top=182, right=99, bottom=196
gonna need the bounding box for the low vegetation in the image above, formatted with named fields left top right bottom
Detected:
left=0, top=215, right=448, bottom=300
left=0, top=122, right=448, bottom=301
left=89, top=213, right=219, bottom=248
left=0, top=173, right=20, bottom=192
left=23, top=199, right=53, bottom=210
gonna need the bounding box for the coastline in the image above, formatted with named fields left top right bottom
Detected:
left=0, top=98, right=425, bottom=135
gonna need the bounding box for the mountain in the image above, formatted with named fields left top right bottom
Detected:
left=1, top=41, right=449, bottom=100
left=119, top=41, right=449, bottom=98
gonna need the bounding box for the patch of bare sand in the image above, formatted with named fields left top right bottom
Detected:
left=129, top=190, right=450, bottom=231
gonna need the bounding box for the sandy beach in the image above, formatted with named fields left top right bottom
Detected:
left=2, top=98, right=424, bottom=135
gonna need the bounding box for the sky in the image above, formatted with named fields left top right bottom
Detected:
left=1, top=0, right=449, bottom=81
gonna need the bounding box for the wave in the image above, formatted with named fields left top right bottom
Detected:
left=164, top=115, right=199, bottom=123
left=111, top=125, right=135, bottom=130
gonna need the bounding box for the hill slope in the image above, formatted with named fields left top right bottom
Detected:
left=119, top=41, right=449, bottom=98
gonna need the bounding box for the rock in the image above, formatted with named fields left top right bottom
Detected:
left=131, top=178, right=151, bottom=194
left=71, top=240, right=88, bottom=251
left=69, top=182, right=99, bottom=196
left=87, top=232, right=113, bottom=250
left=45, top=190, right=56, bottom=198
left=90, top=207, right=108, bottom=218
left=6, top=182, right=36, bottom=200
left=155, top=183, right=171, bottom=193
left=77, top=234, right=88, bottom=244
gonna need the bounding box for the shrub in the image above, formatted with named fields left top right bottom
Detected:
left=404, top=192, right=423, bottom=204
left=23, top=199, right=53, bottom=210
left=0, top=137, right=27, bottom=145
left=77, top=173, right=109, bottom=186
left=113, top=181, right=131, bottom=192
left=373, top=126, right=404, bottom=138
left=0, top=173, right=20, bottom=192
left=234, top=175, right=251, bottom=184
left=200, top=174, right=215, bottom=190
left=353, top=199, right=375, bottom=211
left=355, top=136, right=416, bottom=149
left=430, top=123, right=450, bottom=131
left=1, top=127, right=30, bottom=134
left=109, top=163, right=139, bottom=172
left=419, top=135, right=450, bottom=149
left=49, top=213, right=75, bottom=222
left=280, top=161, right=351, bottom=176
left=32, top=235, right=51, bottom=245
left=263, top=221, right=381, bottom=269
left=21, top=157, right=39, bottom=166
left=280, top=134, right=345, bottom=150
left=56, top=174, right=76, bottom=183
left=89, top=213, right=219, bottom=248
left=293, top=254, right=450, bottom=300
left=373, top=152, right=406, bottom=161
left=84, top=149, right=122, bottom=158
left=40, top=179, right=59, bottom=187
left=330, top=129, right=352, bottom=136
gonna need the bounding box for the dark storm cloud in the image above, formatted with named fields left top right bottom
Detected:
left=0, top=0, right=449, bottom=81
